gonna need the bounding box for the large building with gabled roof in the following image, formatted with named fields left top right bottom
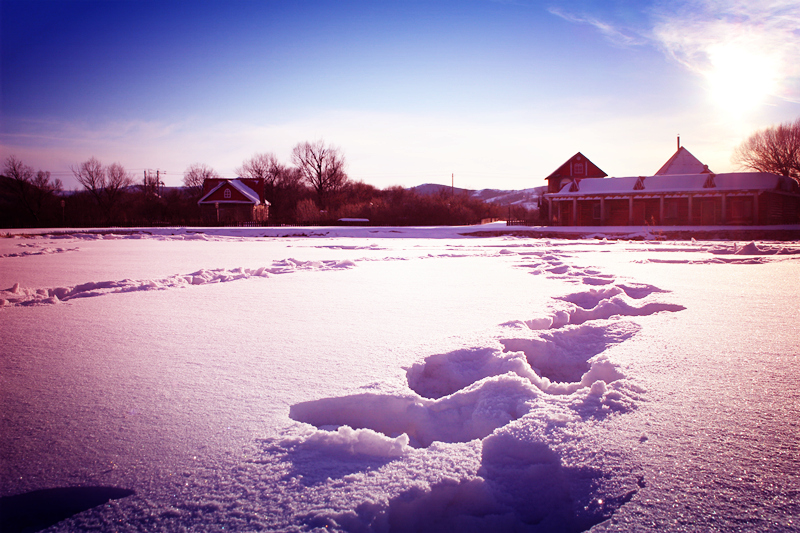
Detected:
left=543, top=145, right=800, bottom=227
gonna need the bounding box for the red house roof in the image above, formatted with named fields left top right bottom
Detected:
left=197, top=178, right=269, bottom=206
left=546, top=152, right=607, bottom=180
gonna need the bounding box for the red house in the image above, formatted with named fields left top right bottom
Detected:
left=544, top=147, right=800, bottom=226
left=197, top=178, right=270, bottom=224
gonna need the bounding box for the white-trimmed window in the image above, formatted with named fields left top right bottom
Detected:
left=224, top=188, right=231, bottom=199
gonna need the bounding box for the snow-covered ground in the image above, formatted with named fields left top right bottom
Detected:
left=1, top=224, right=798, bottom=532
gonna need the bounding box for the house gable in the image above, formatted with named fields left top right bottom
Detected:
left=546, top=153, right=607, bottom=193
left=547, top=152, right=607, bottom=180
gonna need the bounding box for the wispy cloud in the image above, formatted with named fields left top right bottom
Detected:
left=547, top=6, right=647, bottom=47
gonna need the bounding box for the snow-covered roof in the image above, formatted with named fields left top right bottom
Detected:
left=228, top=180, right=261, bottom=203
left=640, top=174, right=710, bottom=192
left=714, top=172, right=787, bottom=191
left=550, top=172, right=792, bottom=197
left=655, top=147, right=711, bottom=175
left=198, top=179, right=264, bottom=205
left=560, top=177, right=638, bottom=194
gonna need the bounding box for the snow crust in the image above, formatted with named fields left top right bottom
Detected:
left=1, top=227, right=798, bottom=532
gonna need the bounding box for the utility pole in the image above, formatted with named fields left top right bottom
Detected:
left=157, top=170, right=165, bottom=197
left=144, top=169, right=166, bottom=197
left=451, top=173, right=454, bottom=196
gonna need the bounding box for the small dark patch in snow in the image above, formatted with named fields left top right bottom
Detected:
left=0, top=486, right=135, bottom=533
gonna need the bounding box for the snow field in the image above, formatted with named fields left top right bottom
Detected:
left=1, top=230, right=798, bottom=532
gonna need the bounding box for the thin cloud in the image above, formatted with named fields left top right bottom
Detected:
left=547, top=6, right=647, bottom=47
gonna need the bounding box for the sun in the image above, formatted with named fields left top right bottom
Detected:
left=704, top=43, right=778, bottom=117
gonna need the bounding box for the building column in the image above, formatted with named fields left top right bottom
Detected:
left=688, top=195, right=693, bottom=225
left=659, top=196, right=665, bottom=225
left=628, top=197, right=634, bottom=225
left=572, top=198, right=578, bottom=226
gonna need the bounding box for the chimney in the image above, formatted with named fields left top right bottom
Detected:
left=677, top=135, right=681, bottom=150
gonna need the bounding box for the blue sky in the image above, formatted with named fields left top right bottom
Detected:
left=2, top=0, right=799, bottom=191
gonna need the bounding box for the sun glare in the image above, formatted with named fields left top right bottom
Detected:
left=704, top=43, right=778, bottom=117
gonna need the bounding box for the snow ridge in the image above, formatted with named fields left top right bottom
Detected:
left=0, top=259, right=356, bottom=308
left=1, top=246, right=80, bottom=258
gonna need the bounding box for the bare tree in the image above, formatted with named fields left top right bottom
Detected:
left=732, top=117, right=800, bottom=183
left=105, top=162, right=135, bottom=211
left=72, top=156, right=106, bottom=195
left=33, top=170, right=63, bottom=195
left=71, top=157, right=134, bottom=223
left=236, top=153, right=280, bottom=183
left=3, top=155, right=62, bottom=224
left=237, top=152, right=303, bottom=209
left=183, top=163, right=221, bottom=196
left=291, top=140, right=348, bottom=207
left=4, top=155, right=34, bottom=184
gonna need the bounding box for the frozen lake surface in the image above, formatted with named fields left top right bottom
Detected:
left=1, top=225, right=798, bottom=532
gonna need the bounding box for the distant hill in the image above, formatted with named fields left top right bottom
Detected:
left=410, top=183, right=545, bottom=210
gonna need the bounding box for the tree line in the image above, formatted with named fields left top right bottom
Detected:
left=3, top=120, right=798, bottom=229
left=1, top=140, right=528, bottom=228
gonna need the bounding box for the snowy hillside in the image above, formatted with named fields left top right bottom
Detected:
left=1, top=227, right=798, bottom=532
left=411, top=183, right=544, bottom=210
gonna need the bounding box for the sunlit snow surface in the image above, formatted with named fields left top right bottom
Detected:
left=1, top=225, right=798, bottom=532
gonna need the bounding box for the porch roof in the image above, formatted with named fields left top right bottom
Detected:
left=547, top=172, right=791, bottom=198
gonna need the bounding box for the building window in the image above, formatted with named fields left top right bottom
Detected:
left=593, top=203, right=601, bottom=220
left=224, top=189, right=231, bottom=199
